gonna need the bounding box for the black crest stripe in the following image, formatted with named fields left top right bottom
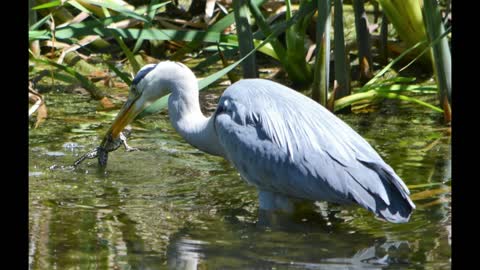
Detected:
left=132, top=64, right=157, bottom=85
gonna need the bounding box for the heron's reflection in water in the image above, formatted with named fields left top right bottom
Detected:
left=167, top=207, right=412, bottom=270
left=167, top=238, right=207, bottom=270
left=167, top=237, right=410, bottom=269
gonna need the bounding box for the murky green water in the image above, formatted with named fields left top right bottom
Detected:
left=29, top=89, right=450, bottom=269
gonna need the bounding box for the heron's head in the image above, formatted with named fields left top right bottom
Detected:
left=108, top=61, right=196, bottom=139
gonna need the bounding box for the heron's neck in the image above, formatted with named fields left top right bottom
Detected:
left=168, top=88, right=225, bottom=157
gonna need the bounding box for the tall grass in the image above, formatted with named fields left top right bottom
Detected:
left=233, top=0, right=257, bottom=78
left=284, top=0, right=315, bottom=87
left=352, top=0, right=373, bottom=83
left=333, top=0, right=350, bottom=102
left=29, top=0, right=451, bottom=119
left=312, top=0, right=331, bottom=105
left=377, top=0, right=433, bottom=68
left=423, top=0, right=451, bottom=121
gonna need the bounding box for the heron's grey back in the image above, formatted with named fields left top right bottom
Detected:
left=214, top=79, right=414, bottom=222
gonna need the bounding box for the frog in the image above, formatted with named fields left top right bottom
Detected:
left=73, top=126, right=137, bottom=168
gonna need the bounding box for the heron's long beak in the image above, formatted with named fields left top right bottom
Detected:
left=107, top=95, right=144, bottom=139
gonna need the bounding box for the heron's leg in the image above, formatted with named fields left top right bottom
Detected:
left=258, top=190, right=295, bottom=213
left=257, top=190, right=300, bottom=227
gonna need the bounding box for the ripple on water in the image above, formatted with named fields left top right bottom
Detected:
left=45, top=151, right=66, bottom=157
left=62, top=142, right=83, bottom=151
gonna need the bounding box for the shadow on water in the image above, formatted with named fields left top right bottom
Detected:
left=29, top=91, right=450, bottom=269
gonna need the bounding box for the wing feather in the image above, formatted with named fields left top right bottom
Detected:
left=214, top=79, right=414, bottom=221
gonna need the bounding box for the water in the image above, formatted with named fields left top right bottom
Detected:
left=29, top=91, right=451, bottom=269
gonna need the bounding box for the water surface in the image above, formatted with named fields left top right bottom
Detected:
left=29, top=90, right=451, bottom=269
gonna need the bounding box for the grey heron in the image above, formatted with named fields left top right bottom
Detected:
left=106, top=61, right=415, bottom=223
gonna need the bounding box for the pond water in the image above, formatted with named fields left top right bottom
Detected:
left=29, top=88, right=451, bottom=269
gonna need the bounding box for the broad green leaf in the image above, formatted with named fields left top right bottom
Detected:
left=29, top=30, right=50, bottom=41
left=54, top=24, right=223, bottom=42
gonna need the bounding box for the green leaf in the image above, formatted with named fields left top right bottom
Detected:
left=208, top=13, right=236, bottom=32
left=377, top=0, right=432, bottom=66
left=248, top=0, right=286, bottom=60
left=29, top=30, right=51, bottom=41
left=114, top=33, right=141, bottom=73
left=54, top=23, right=224, bottom=42
left=398, top=27, right=451, bottom=73
left=29, top=14, right=52, bottom=31
left=375, top=84, right=437, bottom=93
left=171, top=12, right=236, bottom=60
left=333, top=0, right=350, bottom=100
left=30, top=57, right=105, bottom=100
left=194, top=48, right=238, bottom=70
left=312, top=0, right=331, bottom=104
left=221, top=35, right=279, bottom=60
left=104, top=61, right=132, bottom=85
left=78, top=0, right=149, bottom=22
left=132, top=0, right=163, bottom=53
left=377, top=92, right=443, bottom=112
left=334, top=89, right=442, bottom=113
left=31, top=0, right=62, bottom=10
left=67, top=0, right=95, bottom=15
left=360, top=40, right=427, bottom=91
left=369, top=76, right=417, bottom=86
left=100, top=6, right=141, bottom=74
left=422, top=0, right=451, bottom=107
left=134, top=1, right=171, bottom=14
left=233, top=0, right=257, bottom=78
left=286, top=0, right=315, bottom=87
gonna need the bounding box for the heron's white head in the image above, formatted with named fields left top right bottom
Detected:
left=108, top=61, right=197, bottom=138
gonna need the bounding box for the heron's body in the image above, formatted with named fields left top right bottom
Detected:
left=108, top=61, right=415, bottom=223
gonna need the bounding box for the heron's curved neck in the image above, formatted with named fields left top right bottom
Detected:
left=168, top=85, right=224, bottom=157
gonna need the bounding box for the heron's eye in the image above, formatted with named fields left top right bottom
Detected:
left=130, top=85, right=140, bottom=96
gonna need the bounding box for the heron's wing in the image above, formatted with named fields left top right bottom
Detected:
left=214, top=79, right=414, bottom=222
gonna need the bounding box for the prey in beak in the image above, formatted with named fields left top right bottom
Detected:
left=95, top=88, right=146, bottom=166
left=73, top=87, right=145, bottom=168
left=73, top=63, right=161, bottom=168
left=73, top=125, right=135, bottom=168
